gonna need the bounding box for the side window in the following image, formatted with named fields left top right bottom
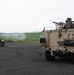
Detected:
left=68, top=34, right=70, bottom=39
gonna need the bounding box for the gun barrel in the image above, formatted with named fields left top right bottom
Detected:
left=51, top=20, right=65, bottom=25
left=50, top=20, right=59, bottom=24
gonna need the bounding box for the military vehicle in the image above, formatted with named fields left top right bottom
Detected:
left=40, top=18, right=74, bottom=61
left=0, top=39, right=5, bottom=47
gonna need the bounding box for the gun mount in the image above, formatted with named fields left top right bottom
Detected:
left=51, top=18, right=74, bottom=30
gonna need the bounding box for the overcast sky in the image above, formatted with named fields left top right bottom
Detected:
left=0, top=0, right=74, bottom=33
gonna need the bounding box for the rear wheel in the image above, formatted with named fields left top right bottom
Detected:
left=45, top=50, right=55, bottom=61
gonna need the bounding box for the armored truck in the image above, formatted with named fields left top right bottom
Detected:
left=40, top=18, right=74, bottom=61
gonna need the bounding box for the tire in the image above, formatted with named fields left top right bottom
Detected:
left=45, top=50, right=55, bottom=61
left=1, top=42, right=5, bottom=47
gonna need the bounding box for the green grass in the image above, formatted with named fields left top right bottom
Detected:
left=0, top=32, right=41, bottom=42
left=24, top=32, right=41, bottom=42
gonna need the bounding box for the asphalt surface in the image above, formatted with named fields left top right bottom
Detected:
left=0, top=42, right=74, bottom=75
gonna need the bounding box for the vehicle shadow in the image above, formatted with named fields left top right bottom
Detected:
left=53, top=56, right=74, bottom=64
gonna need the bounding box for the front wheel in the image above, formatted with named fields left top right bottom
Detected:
left=45, top=50, right=55, bottom=61
left=1, top=42, right=5, bottom=47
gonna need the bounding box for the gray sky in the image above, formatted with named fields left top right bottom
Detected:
left=0, top=0, right=74, bottom=33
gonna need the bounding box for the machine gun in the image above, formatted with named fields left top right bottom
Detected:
left=51, top=20, right=65, bottom=25
left=50, top=20, right=65, bottom=30
left=51, top=17, right=74, bottom=29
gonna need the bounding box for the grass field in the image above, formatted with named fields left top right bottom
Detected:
left=24, top=33, right=41, bottom=42
left=0, top=32, right=41, bottom=42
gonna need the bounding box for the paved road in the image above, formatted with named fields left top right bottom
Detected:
left=0, top=42, right=74, bottom=75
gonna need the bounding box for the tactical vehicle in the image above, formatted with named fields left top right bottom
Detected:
left=40, top=18, right=74, bottom=61
left=0, top=39, right=5, bottom=47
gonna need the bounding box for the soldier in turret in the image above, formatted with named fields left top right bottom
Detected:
left=64, top=18, right=73, bottom=29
